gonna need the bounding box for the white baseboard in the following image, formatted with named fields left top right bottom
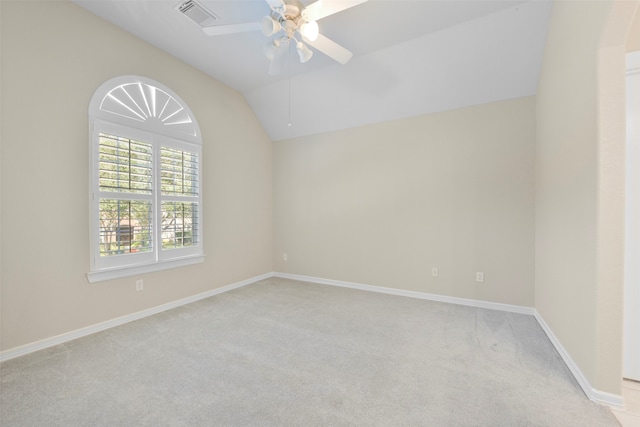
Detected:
left=0, top=272, right=274, bottom=363
left=273, top=272, right=535, bottom=315
left=533, top=310, right=625, bottom=408
left=1, top=270, right=626, bottom=411
left=274, top=272, right=625, bottom=409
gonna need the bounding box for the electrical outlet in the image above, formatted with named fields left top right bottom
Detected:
left=431, top=267, right=439, bottom=277
left=476, top=272, right=484, bottom=283
left=283, top=253, right=288, bottom=261
left=136, top=279, right=144, bottom=291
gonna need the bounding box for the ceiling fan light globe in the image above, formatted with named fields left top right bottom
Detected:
left=300, top=21, right=319, bottom=41
left=264, top=39, right=280, bottom=61
left=297, top=42, right=313, bottom=63
left=261, top=16, right=281, bottom=37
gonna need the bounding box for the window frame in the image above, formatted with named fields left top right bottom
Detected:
left=87, top=76, right=204, bottom=283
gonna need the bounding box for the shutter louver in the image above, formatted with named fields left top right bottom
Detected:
left=99, top=134, right=152, bottom=193
left=161, top=147, right=198, bottom=196
left=160, top=147, right=199, bottom=249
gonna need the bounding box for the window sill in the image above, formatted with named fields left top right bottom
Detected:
left=87, top=255, right=205, bottom=283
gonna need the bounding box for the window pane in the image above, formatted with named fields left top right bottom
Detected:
left=99, top=134, right=153, bottom=193
left=161, top=202, right=198, bottom=249
left=99, top=199, right=152, bottom=256
left=161, top=147, right=198, bottom=196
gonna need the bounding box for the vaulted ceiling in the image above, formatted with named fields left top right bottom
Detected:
left=74, top=0, right=551, bottom=140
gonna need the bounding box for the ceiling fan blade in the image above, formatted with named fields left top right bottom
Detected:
left=304, top=33, right=353, bottom=64
left=202, top=22, right=261, bottom=36
left=302, top=0, right=368, bottom=22
left=269, top=40, right=289, bottom=75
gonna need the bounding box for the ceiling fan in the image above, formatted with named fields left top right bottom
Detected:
left=200, top=0, right=368, bottom=75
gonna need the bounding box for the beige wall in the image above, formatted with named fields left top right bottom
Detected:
left=535, top=0, right=639, bottom=394
left=274, top=97, right=536, bottom=307
left=627, top=9, right=640, bottom=52
left=535, top=0, right=605, bottom=392
left=0, top=1, right=273, bottom=351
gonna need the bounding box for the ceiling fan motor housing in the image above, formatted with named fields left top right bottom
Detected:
left=282, top=18, right=298, bottom=38
left=278, top=4, right=303, bottom=39
left=263, top=4, right=303, bottom=38
left=282, top=4, right=301, bottom=20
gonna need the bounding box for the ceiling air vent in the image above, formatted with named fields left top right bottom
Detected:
left=176, top=0, right=219, bottom=28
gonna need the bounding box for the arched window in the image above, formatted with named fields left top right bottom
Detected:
left=87, top=76, right=203, bottom=282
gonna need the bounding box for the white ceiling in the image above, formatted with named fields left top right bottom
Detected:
left=74, top=0, right=551, bottom=141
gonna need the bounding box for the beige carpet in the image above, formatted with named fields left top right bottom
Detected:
left=0, top=277, right=619, bottom=426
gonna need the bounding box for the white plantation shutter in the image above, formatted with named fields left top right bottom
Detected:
left=99, top=135, right=153, bottom=194
left=98, top=134, right=154, bottom=257
left=159, top=146, right=200, bottom=256
left=160, top=147, right=198, bottom=196
left=88, top=76, right=203, bottom=282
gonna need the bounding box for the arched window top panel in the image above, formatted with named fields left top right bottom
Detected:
left=89, top=76, right=201, bottom=144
